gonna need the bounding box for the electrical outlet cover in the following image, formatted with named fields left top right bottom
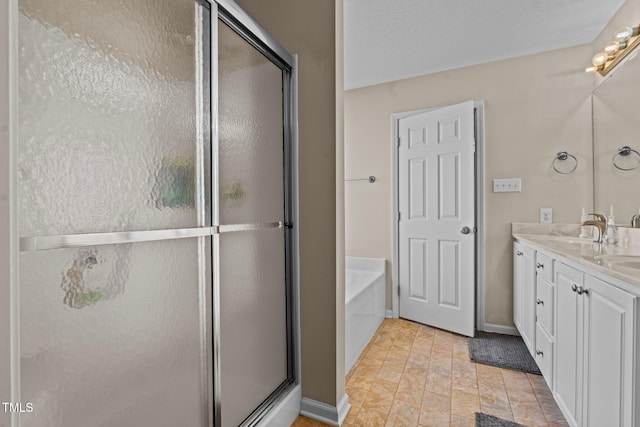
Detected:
left=540, top=208, right=553, bottom=224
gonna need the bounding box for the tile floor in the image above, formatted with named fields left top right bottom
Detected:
left=292, top=318, right=568, bottom=427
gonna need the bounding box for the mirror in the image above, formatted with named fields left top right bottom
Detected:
left=593, top=50, right=640, bottom=227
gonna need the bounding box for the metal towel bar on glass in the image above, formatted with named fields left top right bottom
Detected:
left=345, top=176, right=376, bottom=183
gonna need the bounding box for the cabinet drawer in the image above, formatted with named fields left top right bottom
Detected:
left=535, top=324, right=553, bottom=389
left=535, top=251, right=553, bottom=282
left=536, top=276, right=554, bottom=337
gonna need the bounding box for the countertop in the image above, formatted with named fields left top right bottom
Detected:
left=512, top=224, right=640, bottom=293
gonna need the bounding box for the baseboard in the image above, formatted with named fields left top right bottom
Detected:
left=385, top=309, right=393, bottom=318
left=300, top=393, right=351, bottom=426
left=481, top=323, right=519, bottom=336
left=257, top=385, right=301, bottom=427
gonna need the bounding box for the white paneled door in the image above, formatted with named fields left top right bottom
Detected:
left=398, top=101, right=475, bottom=337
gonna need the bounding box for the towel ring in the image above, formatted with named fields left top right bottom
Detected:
left=552, top=151, right=578, bottom=174
left=612, top=145, right=640, bottom=171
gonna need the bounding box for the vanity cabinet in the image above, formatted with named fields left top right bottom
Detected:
left=513, top=242, right=536, bottom=354
left=513, top=236, right=640, bottom=427
left=555, top=261, right=637, bottom=427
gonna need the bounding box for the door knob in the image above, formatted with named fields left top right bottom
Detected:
left=461, top=226, right=471, bottom=234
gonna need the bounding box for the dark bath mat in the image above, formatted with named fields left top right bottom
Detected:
left=468, top=331, right=541, bottom=375
left=475, top=412, right=528, bottom=427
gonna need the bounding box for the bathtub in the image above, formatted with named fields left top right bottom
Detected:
left=345, top=257, right=386, bottom=375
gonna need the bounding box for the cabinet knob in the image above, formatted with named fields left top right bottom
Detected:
left=516, top=251, right=523, bottom=256
left=571, top=284, right=578, bottom=293
left=536, top=299, right=544, bottom=305
left=536, top=350, right=544, bottom=356
left=577, top=286, right=589, bottom=296
left=536, top=263, right=544, bottom=269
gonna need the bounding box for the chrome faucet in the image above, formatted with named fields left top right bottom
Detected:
left=581, top=213, right=607, bottom=243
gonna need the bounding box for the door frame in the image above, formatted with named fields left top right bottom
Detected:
left=391, top=101, right=486, bottom=332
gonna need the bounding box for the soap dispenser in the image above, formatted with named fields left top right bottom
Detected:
left=632, top=208, right=640, bottom=228
left=604, top=205, right=618, bottom=244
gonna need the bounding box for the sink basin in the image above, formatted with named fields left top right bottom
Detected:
left=540, top=236, right=599, bottom=245
left=594, top=255, right=640, bottom=270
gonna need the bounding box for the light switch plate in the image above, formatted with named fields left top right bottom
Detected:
left=540, top=208, right=553, bottom=224
left=493, top=178, right=522, bottom=193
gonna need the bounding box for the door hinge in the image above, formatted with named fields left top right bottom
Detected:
left=398, top=286, right=400, bottom=296
left=397, top=136, right=401, bottom=147
left=398, top=212, right=401, bottom=221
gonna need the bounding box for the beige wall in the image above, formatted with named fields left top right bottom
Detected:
left=235, top=0, right=343, bottom=406
left=345, top=45, right=594, bottom=327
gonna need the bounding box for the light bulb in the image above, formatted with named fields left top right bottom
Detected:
left=604, top=42, right=620, bottom=56
left=614, top=26, right=634, bottom=43
left=592, top=51, right=609, bottom=67
left=585, top=66, right=600, bottom=73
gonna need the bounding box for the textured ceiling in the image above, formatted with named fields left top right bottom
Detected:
left=344, top=0, right=626, bottom=90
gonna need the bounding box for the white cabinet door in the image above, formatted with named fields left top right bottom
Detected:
left=513, top=242, right=536, bottom=355
left=582, top=275, right=636, bottom=427
left=522, top=246, right=536, bottom=354
left=555, top=262, right=584, bottom=427
left=513, top=242, right=524, bottom=332
left=555, top=263, right=637, bottom=427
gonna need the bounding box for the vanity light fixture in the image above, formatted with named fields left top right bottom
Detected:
left=586, top=24, right=640, bottom=75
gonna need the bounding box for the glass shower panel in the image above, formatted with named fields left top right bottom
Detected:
left=19, top=238, right=209, bottom=427
left=18, top=0, right=212, bottom=426
left=218, top=21, right=285, bottom=225
left=18, top=0, right=207, bottom=236
left=217, top=18, right=291, bottom=427
left=219, top=228, right=288, bottom=427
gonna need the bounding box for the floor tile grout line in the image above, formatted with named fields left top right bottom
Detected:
left=500, top=366, right=519, bottom=425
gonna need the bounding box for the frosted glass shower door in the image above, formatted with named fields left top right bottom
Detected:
left=18, top=1, right=213, bottom=426
left=216, top=19, right=294, bottom=427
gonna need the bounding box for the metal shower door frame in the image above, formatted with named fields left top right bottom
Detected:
left=211, top=1, right=298, bottom=426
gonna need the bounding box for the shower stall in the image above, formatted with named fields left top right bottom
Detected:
left=11, top=0, right=298, bottom=426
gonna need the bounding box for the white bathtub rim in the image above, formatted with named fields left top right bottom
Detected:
left=345, top=270, right=383, bottom=304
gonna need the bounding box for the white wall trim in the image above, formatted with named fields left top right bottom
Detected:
left=391, top=102, right=486, bottom=329
left=474, top=101, right=486, bottom=333
left=482, top=323, right=519, bottom=336
left=256, top=385, right=301, bottom=427
left=300, top=394, right=351, bottom=426
left=385, top=309, right=393, bottom=318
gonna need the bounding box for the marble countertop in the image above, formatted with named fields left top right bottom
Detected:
left=512, top=223, right=640, bottom=292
